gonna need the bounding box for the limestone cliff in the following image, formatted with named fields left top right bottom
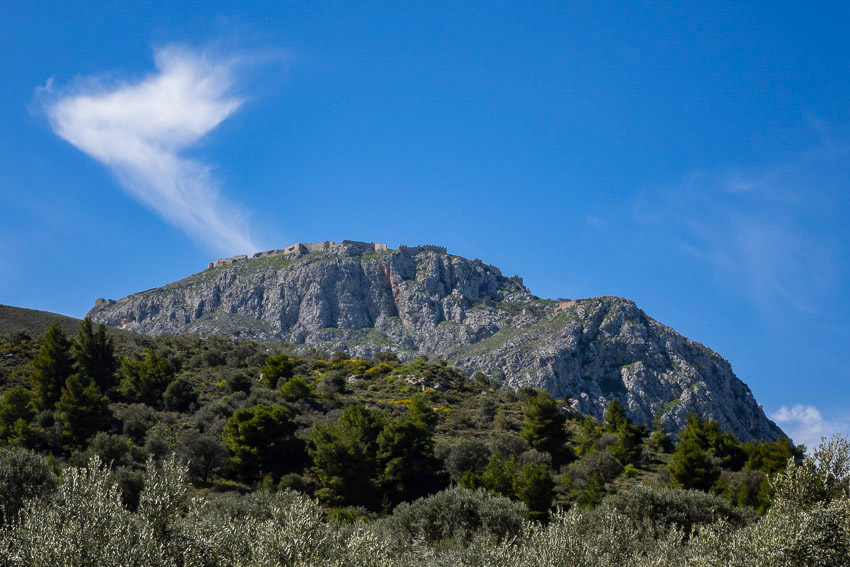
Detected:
left=88, top=241, right=784, bottom=441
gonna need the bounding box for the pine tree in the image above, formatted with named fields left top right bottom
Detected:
left=29, top=323, right=74, bottom=410
left=513, top=463, right=555, bottom=522
left=119, top=349, right=175, bottom=404
left=668, top=437, right=721, bottom=491
left=260, top=354, right=296, bottom=388
left=310, top=405, right=385, bottom=509
left=72, top=317, right=117, bottom=391
left=603, top=399, right=646, bottom=466
left=222, top=404, right=301, bottom=482
left=55, top=374, right=112, bottom=448
left=377, top=414, right=446, bottom=509
left=481, top=453, right=517, bottom=498
left=520, top=390, right=570, bottom=466
left=604, top=398, right=629, bottom=433
left=0, top=388, right=34, bottom=439
left=649, top=415, right=674, bottom=453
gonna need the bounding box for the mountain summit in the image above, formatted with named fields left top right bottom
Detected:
left=89, top=240, right=784, bottom=441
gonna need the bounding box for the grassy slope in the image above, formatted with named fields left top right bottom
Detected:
left=0, top=304, right=84, bottom=338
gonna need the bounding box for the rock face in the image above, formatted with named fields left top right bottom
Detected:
left=88, top=242, right=784, bottom=441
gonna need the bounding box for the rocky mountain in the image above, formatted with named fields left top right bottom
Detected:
left=88, top=240, right=784, bottom=442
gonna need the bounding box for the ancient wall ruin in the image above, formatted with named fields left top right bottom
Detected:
left=208, top=254, right=248, bottom=269
left=209, top=240, right=392, bottom=270
left=398, top=244, right=448, bottom=255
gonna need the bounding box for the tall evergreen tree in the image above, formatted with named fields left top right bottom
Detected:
left=310, top=405, right=386, bottom=509
left=669, top=437, right=721, bottom=491
left=119, top=349, right=175, bottom=404
left=377, top=405, right=446, bottom=509
left=72, top=317, right=117, bottom=391
left=29, top=323, right=74, bottom=410
left=55, top=374, right=112, bottom=448
left=604, top=398, right=629, bottom=433
left=649, top=415, right=674, bottom=453
left=221, top=404, right=301, bottom=482
left=514, top=463, right=556, bottom=522
left=520, top=390, right=570, bottom=466
left=0, top=388, right=34, bottom=439
left=602, top=399, right=646, bottom=466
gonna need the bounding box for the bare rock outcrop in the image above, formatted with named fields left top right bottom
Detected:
left=88, top=241, right=784, bottom=441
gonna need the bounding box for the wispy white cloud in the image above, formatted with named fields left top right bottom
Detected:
left=634, top=150, right=846, bottom=314
left=42, top=45, right=259, bottom=255
left=771, top=404, right=846, bottom=452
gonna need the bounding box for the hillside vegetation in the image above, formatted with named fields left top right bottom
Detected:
left=1, top=315, right=846, bottom=565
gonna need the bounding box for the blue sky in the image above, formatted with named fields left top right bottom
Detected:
left=2, top=2, right=849, bottom=448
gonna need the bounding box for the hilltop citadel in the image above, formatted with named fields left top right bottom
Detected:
left=208, top=240, right=448, bottom=269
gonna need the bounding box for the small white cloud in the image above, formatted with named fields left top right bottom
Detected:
left=35, top=76, right=55, bottom=95
left=771, top=404, right=846, bottom=452
left=42, top=45, right=259, bottom=255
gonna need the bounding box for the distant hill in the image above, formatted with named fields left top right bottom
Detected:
left=0, top=304, right=130, bottom=343
left=0, top=304, right=85, bottom=338
left=87, top=240, right=785, bottom=442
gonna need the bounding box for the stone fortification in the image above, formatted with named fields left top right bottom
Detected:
left=208, top=255, right=248, bottom=269
left=341, top=240, right=388, bottom=252
left=399, top=244, right=447, bottom=255
left=210, top=240, right=393, bottom=270
left=208, top=240, right=446, bottom=271
left=304, top=241, right=336, bottom=253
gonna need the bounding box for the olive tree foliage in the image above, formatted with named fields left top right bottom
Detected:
left=0, top=454, right=393, bottom=567
left=375, top=486, right=526, bottom=550
left=1, top=436, right=849, bottom=567
left=0, top=448, right=56, bottom=525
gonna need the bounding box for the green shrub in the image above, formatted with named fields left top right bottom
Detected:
left=277, top=472, right=306, bottom=493
left=177, top=429, right=228, bottom=484
left=444, top=438, right=490, bottom=481
left=261, top=354, right=296, bottom=388
left=163, top=376, right=198, bottom=412
left=377, top=486, right=526, bottom=549
left=73, top=432, right=132, bottom=469
left=279, top=376, right=314, bottom=402
left=568, top=449, right=624, bottom=485
left=226, top=371, right=253, bottom=394
left=599, top=483, right=751, bottom=538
